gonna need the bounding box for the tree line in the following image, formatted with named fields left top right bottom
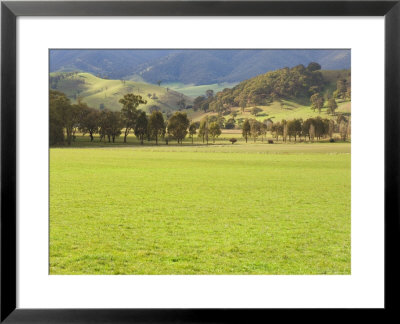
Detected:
left=50, top=90, right=196, bottom=146
left=241, top=115, right=351, bottom=143
left=50, top=89, right=350, bottom=146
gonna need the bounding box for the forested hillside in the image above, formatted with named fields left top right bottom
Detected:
left=199, top=63, right=350, bottom=114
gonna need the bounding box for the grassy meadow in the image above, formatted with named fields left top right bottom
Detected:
left=50, top=142, right=351, bottom=275
left=188, top=99, right=351, bottom=124
left=164, top=82, right=238, bottom=97
left=49, top=61, right=352, bottom=275
left=50, top=72, right=193, bottom=112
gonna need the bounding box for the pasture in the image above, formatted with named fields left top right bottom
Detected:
left=188, top=99, right=351, bottom=124
left=164, top=82, right=238, bottom=97
left=50, top=143, right=351, bottom=274
left=50, top=72, right=193, bottom=112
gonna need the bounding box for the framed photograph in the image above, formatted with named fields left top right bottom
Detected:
left=1, top=0, right=399, bottom=322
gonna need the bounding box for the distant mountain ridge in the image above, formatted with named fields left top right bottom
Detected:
left=50, top=49, right=350, bottom=85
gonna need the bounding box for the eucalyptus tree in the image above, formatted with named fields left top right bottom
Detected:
left=119, top=93, right=147, bottom=143
left=64, top=103, right=81, bottom=145
left=102, top=110, right=123, bottom=143
left=79, top=106, right=100, bottom=142
left=242, top=119, right=251, bottom=143
left=167, top=112, right=190, bottom=144
left=287, top=119, right=302, bottom=141
left=310, top=93, right=324, bottom=113
left=198, top=117, right=209, bottom=144
left=208, top=122, right=221, bottom=143
left=249, top=119, right=262, bottom=143
left=189, top=122, right=197, bottom=144
left=148, top=111, right=165, bottom=145
left=134, top=111, right=148, bottom=145
left=327, top=98, right=338, bottom=115
left=49, top=90, right=69, bottom=145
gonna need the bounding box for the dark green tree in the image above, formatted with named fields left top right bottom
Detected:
left=200, top=101, right=210, bottom=112
left=64, top=103, right=81, bottom=145
left=206, top=89, right=214, bottom=98
left=242, top=119, right=251, bottom=143
left=225, top=118, right=236, bottom=129
left=287, top=119, right=302, bottom=141
left=327, top=98, right=338, bottom=115
left=208, top=122, right=221, bottom=143
left=79, top=106, right=99, bottom=142
left=148, top=111, right=165, bottom=145
left=271, top=122, right=283, bottom=141
left=307, top=62, right=322, bottom=71
left=198, top=117, right=209, bottom=144
left=260, top=122, right=268, bottom=142
left=134, top=111, right=148, bottom=144
left=189, top=122, right=197, bottom=144
left=249, top=119, right=262, bottom=143
left=334, top=79, right=349, bottom=100
left=103, top=110, right=123, bottom=143
left=49, top=90, right=69, bottom=145
left=250, top=107, right=263, bottom=116
left=119, top=93, right=147, bottom=143
left=193, top=96, right=205, bottom=111
left=167, top=112, right=190, bottom=144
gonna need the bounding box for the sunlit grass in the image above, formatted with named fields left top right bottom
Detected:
left=188, top=99, right=350, bottom=124
left=50, top=144, right=351, bottom=275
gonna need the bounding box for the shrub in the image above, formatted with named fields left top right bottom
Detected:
left=225, top=118, right=236, bottom=129
left=229, top=138, right=237, bottom=144
left=251, top=107, right=263, bottom=116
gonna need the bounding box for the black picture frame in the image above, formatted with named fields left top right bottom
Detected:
left=1, top=1, right=399, bottom=322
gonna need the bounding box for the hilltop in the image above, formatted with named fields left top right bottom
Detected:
left=207, top=65, right=350, bottom=108
left=186, top=66, right=351, bottom=126
left=49, top=72, right=193, bottom=112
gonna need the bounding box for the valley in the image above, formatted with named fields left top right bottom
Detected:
left=49, top=49, right=352, bottom=275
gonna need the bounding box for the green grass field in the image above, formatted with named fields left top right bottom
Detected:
left=50, top=143, right=351, bottom=275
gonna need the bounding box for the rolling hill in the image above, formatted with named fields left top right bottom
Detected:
left=187, top=66, right=351, bottom=127
left=49, top=72, right=193, bottom=112
left=187, top=99, right=350, bottom=126
left=209, top=66, right=350, bottom=107
left=50, top=66, right=351, bottom=129
left=50, top=49, right=351, bottom=85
